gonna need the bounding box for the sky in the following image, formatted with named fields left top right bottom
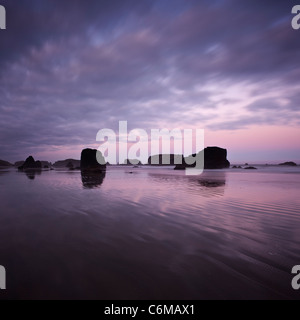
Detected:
left=0, top=0, right=300, bottom=163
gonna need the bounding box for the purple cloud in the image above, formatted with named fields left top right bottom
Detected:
left=0, top=0, right=299, bottom=162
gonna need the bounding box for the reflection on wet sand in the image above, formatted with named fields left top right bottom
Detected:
left=0, top=170, right=10, bottom=175
left=188, top=172, right=226, bottom=197
left=0, top=167, right=299, bottom=299
left=188, top=172, right=226, bottom=186
left=81, top=171, right=106, bottom=189
left=197, top=180, right=225, bottom=187
left=25, top=170, right=42, bottom=180
left=149, top=171, right=226, bottom=197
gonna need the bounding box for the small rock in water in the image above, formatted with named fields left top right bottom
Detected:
left=278, top=161, right=297, bottom=166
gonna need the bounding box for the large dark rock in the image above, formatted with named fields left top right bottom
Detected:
left=174, top=147, right=230, bottom=170
left=14, top=161, right=24, bottom=167
left=0, top=160, right=13, bottom=167
left=123, top=159, right=142, bottom=165
left=66, top=161, right=74, bottom=169
left=278, top=161, right=297, bottom=166
left=80, top=149, right=106, bottom=172
left=40, top=161, right=51, bottom=168
left=148, top=154, right=183, bottom=166
left=16, top=160, right=51, bottom=168
left=53, top=159, right=80, bottom=168
left=202, top=147, right=230, bottom=169
left=18, top=156, right=42, bottom=170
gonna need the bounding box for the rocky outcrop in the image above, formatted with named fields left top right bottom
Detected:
left=244, top=166, right=257, bottom=170
left=278, top=161, right=297, bottom=166
left=18, top=156, right=42, bottom=170
left=0, top=160, right=13, bottom=167
left=40, top=161, right=51, bottom=168
left=80, top=149, right=106, bottom=172
left=123, top=159, right=142, bottom=165
left=16, top=160, right=51, bottom=168
left=68, top=163, right=81, bottom=171
left=53, top=159, right=80, bottom=168
left=14, top=161, right=24, bottom=167
left=148, top=154, right=183, bottom=166
left=203, top=147, right=230, bottom=169
left=174, top=147, right=230, bottom=170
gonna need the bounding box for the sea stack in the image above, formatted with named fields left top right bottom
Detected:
left=80, top=149, right=106, bottom=172
left=148, top=154, right=183, bottom=166
left=174, top=147, right=230, bottom=170
left=18, top=156, right=42, bottom=170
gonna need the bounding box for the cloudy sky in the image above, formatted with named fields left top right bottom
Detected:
left=0, top=0, right=300, bottom=163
